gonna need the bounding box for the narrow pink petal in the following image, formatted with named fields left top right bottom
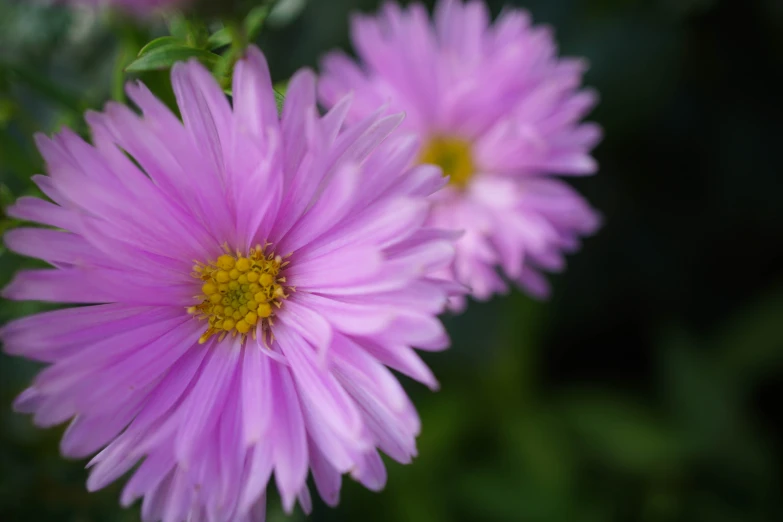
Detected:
left=232, top=46, right=278, bottom=140
left=249, top=495, right=267, bottom=522
left=518, top=267, right=551, bottom=298
left=299, top=197, right=428, bottom=260
left=74, top=322, right=202, bottom=417
left=330, top=333, right=410, bottom=411
left=31, top=393, right=77, bottom=427
left=5, top=196, right=80, bottom=231
left=121, top=449, right=176, bottom=507
left=386, top=163, right=448, bottom=198
left=297, top=390, right=363, bottom=474
left=0, top=304, right=144, bottom=359
left=32, top=311, right=187, bottom=396
left=237, top=443, right=273, bottom=516
left=2, top=268, right=112, bottom=303
left=361, top=341, right=439, bottom=390
left=269, top=362, right=308, bottom=513
left=277, top=298, right=332, bottom=360
left=337, top=367, right=417, bottom=464
left=280, top=68, right=317, bottom=177
left=276, top=323, right=363, bottom=441
left=12, top=387, right=43, bottom=414
left=298, top=486, right=312, bottom=515
left=381, top=313, right=450, bottom=351
left=60, top=399, right=142, bottom=458
left=87, top=436, right=143, bottom=492
left=162, top=467, right=193, bottom=522
left=240, top=344, right=272, bottom=447
left=174, top=341, right=241, bottom=466
left=350, top=449, right=387, bottom=492
left=280, top=162, right=361, bottom=253
left=308, top=439, right=342, bottom=507
left=290, top=293, right=395, bottom=336
left=121, top=343, right=209, bottom=440
left=286, top=246, right=383, bottom=290
left=217, top=371, right=245, bottom=517
left=328, top=112, right=405, bottom=171
left=141, top=471, right=174, bottom=522
left=5, top=228, right=106, bottom=268
left=319, top=93, right=353, bottom=147
left=171, top=60, right=232, bottom=178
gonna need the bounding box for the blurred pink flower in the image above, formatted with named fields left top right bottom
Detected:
left=320, top=0, right=602, bottom=308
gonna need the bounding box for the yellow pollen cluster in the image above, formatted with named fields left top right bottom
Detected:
left=189, top=245, right=290, bottom=345
left=418, top=135, right=476, bottom=189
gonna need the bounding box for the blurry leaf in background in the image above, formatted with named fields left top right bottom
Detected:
left=714, top=285, right=783, bottom=381
left=125, top=43, right=219, bottom=72
left=0, top=62, right=85, bottom=116
left=137, top=35, right=186, bottom=55
left=245, top=4, right=274, bottom=40
left=559, top=390, right=682, bottom=475
left=207, top=27, right=233, bottom=50
left=267, top=0, right=308, bottom=28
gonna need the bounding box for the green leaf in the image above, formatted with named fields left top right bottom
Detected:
left=504, top=412, right=575, bottom=499
left=0, top=62, right=84, bottom=114
left=274, top=89, right=285, bottom=115
left=0, top=183, right=15, bottom=208
left=273, top=81, right=289, bottom=96
left=714, top=285, right=783, bottom=380
left=166, top=14, right=189, bottom=41
left=207, top=28, right=232, bottom=50
left=0, top=97, right=13, bottom=125
left=659, top=330, right=740, bottom=454
left=244, top=5, right=272, bottom=41
left=268, top=0, right=307, bottom=27
left=113, top=27, right=144, bottom=103
left=559, top=390, right=682, bottom=474
left=0, top=129, right=39, bottom=179
left=126, top=45, right=219, bottom=73
left=184, top=19, right=210, bottom=49
left=137, top=36, right=184, bottom=57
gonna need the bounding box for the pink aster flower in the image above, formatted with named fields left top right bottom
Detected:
left=319, top=0, right=602, bottom=308
left=1, top=46, right=457, bottom=521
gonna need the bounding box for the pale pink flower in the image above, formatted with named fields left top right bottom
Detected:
left=320, top=0, right=602, bottom=308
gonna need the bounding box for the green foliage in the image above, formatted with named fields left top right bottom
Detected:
left=123, top=5, right=275, bottom=90
left=126, top=42, right=220, bottom=73
left=274, top=90, right=286, bottom=114
left=559, top=391, right=682, bottom=474
left=207, top=28, right=234, bottom=50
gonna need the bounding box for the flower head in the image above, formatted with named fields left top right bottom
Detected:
left=1, top=47, right=457, bottom=520
left=319, top=0, right=602, bottom=307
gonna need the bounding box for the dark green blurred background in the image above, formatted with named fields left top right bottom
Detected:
left=1, top=0, right=782, bottom=521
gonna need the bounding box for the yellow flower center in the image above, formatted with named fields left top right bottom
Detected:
left=188, top=244, right=290, bottom=345
left=418, top=136, right=475, bottom=188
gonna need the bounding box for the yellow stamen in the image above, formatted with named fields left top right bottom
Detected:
left=418, top=135, right=475, bottom=189
left=216, top=254, right=235, bottom=270
left=257, top=302, right=272, bottom=318
left=190, top=245, right=289, bottom=344
left=236, top=258, right=251, bottom=272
